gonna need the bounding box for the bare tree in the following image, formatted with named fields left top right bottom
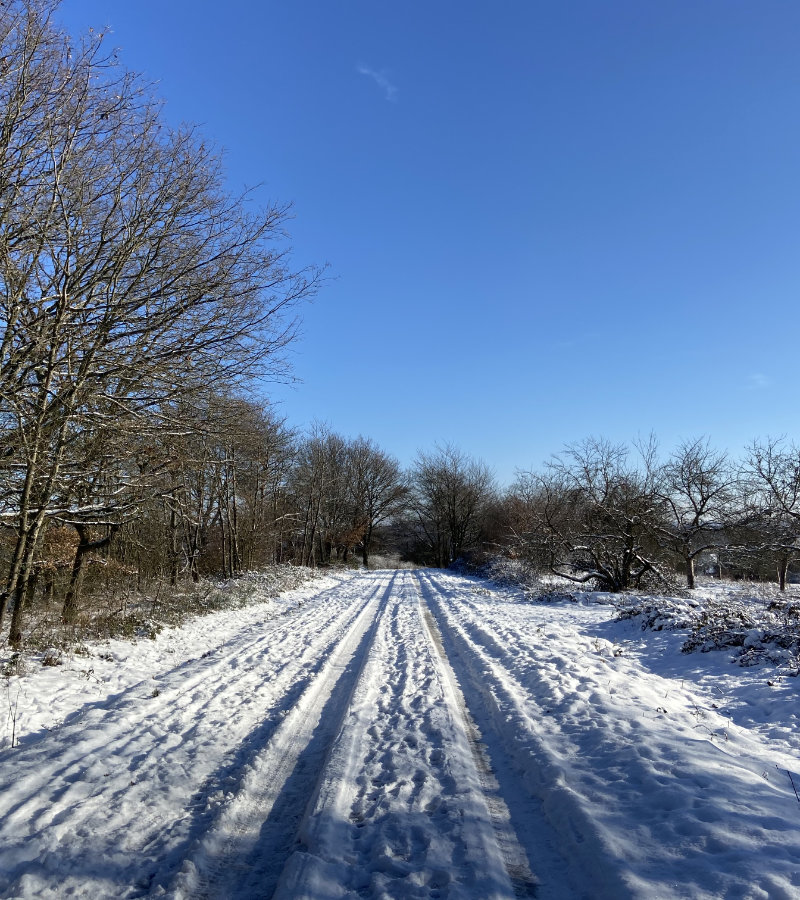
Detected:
left=502, top=472, right=563, bottom=571
left=289, top=425, right=334, bottom=567
left=228, top=402, right=295, bottom=571
left=410, top=444, right=496, bottom=567
left=522, top=438, right=667, bottom=592
left=347, top=437, right=407, bottom=566
left=653, top=438, right=735, bottom=589
left=0, top=1, right=317, bottom=642
left=742, top=438, right=800, bottom=590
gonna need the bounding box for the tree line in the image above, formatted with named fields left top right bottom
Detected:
left=2, top=2, right=800, bottom=648
left=501, top=436, right=800, bottom=594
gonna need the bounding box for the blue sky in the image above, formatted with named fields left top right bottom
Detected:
left=57, top=1, right=800, bottom=485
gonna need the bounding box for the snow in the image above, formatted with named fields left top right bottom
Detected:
left=1, top=569, right=799, bottom=898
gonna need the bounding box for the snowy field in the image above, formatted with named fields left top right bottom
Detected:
left=1, top=569, right=799, bottom=898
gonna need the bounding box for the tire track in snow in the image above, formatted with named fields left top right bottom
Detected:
left=278, top=570, right=519, bottom=899
left=171, top=572, right=398, bottom=899
left=418, top=570, right=633, bottom=900
left=3, top=573, right=365, bottom=822
left=414, top=581, right=538, bottom=898
left=0, top=572, right=386, bottom=898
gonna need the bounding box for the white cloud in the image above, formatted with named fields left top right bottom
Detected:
left=746, top=373, right=771, bottom=390
left=357, top=64, right=398, bottom=102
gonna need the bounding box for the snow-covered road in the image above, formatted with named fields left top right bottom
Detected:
left=277, top=571, right=533, bottom=900
left=1, top=570, right=799, bottom=898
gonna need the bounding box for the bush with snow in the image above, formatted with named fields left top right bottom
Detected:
left=475, top=555, right=800, bottom=672
left=614, top=581, right=800, bottom=671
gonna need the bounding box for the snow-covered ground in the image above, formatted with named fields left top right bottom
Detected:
left=1, top=569, right=799, bottom=898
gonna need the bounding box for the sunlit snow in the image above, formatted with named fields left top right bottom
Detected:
left=1, top=570, right=799, bottom=898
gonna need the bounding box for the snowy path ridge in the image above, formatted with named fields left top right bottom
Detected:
left=414, top=585, right=537, bottom=898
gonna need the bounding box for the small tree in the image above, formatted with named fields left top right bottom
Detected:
left=523, top=438, right=667, bottom=592
left=409, top=444, right=496, bottom=567
left=653, top=438, right=735, bottom=589
left=742, top=438, right=800, bottom=590
left=347, top=437, right=407, bottom=566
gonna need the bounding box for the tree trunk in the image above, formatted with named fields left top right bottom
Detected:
left=8, top=580, right=27, bottom=648
left=62, top=525, right=120, bottom=624
left=0, top=443, right=42, bottom=631
left=229, top=457, right=240, bottom=573
left=8, top=512, right=49, bottom=646
left=24, top=569, right=38, bottom=610
left=5, top=570, right=42, bottom=651
left=219, top=514, right=229, bottom=577
left=0, top=530, right=30, bottom=633
left=362, top=525, right=372, bottom=567
left=44, top=569, right=55, bottom=602
left=778, top=554, right=789, bottom=591
left=62, top=546, right=89, bottom=624
left=169, top=502, right=180, bottom=587
left=685, top=555, right=695, bottom=590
